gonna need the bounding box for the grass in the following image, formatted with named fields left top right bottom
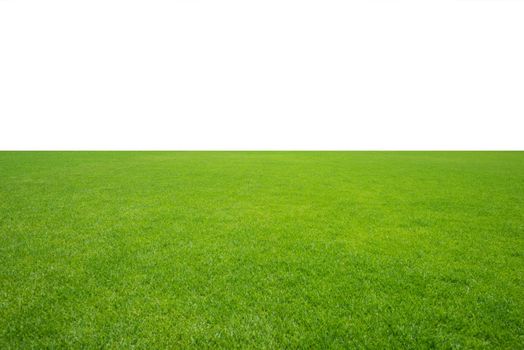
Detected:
left=0, top=151, right=523, bottom=349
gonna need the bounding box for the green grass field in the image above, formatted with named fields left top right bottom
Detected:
left=1, top=152, right=523, bottom=349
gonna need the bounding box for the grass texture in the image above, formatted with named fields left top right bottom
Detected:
left=1, top=151, right=523, bottom=349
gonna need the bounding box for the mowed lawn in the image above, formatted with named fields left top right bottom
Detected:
left=0, top=152, right=523, bottom=349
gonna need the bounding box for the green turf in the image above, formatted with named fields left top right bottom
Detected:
left=1, top=152, right=523, bottom=349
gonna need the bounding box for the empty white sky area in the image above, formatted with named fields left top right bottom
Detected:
left=1, top=0, right=523, bottom=149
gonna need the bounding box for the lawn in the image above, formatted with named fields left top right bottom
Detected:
left=0, top=152, right=523, bottom=349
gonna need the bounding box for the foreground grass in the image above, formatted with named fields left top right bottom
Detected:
left=0, top=152, right=523, bottom=349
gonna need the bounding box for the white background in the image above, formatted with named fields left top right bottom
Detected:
left=1, top=0, right=523, bottom=150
